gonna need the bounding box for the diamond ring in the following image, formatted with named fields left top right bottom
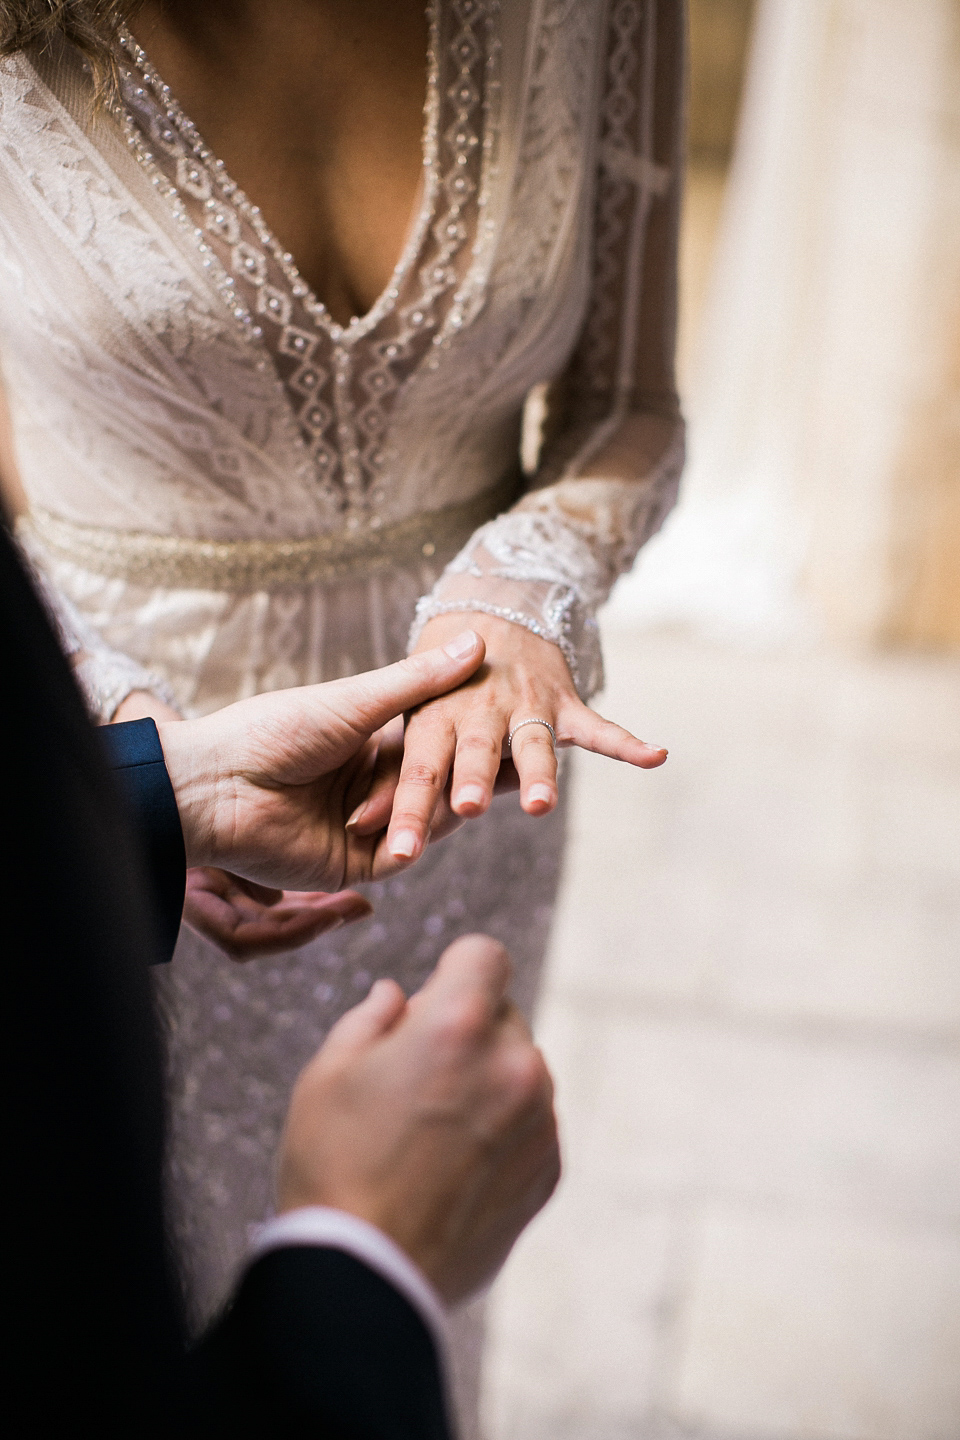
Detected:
left=507, top=717, right=557, bottom=750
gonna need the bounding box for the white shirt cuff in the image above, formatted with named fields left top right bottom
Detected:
left=248, top=1207, right=450, bottom=1368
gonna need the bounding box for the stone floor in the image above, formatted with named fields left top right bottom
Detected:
left=480, top=619, right=960, bottom=1440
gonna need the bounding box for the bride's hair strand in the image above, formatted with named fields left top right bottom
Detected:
left=0, top=1, right=142, bottom=102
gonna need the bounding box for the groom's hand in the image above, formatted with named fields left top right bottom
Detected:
left=276, top=934, right=561, bottom=1303
left=156, top=631, right=485, bottom=894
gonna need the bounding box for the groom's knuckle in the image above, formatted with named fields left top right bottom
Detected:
left=434, top=992, right=488, bottom=1047
left=507, top=1059, right=543, bottom=1116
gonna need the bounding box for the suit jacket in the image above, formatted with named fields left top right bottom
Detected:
left=1, top=521, right=450, bottom=1438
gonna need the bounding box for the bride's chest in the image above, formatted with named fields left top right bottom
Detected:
left=116, top=0, right=606, bottom=345
left=129, top=0, right=430, bottom=327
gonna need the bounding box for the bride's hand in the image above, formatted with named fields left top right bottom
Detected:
left=182, top=868, right=372, bottom=962
left=345, top=715, right=522, bottom=844
left=378, top=613, right=667, bottom=863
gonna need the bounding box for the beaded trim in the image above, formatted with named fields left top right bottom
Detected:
left=113, top=5, right=501, bottom=515
left=116, top=19, right=441, bottom=348
left=22, top=472, right=519, bottom=593
left=407, top=594, right=584, bottom=695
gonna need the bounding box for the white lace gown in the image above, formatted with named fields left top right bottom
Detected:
left=0, top=0, right=684, bottom=1415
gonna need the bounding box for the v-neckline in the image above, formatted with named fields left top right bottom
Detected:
left=113, top=3, right=500, bottom=506
left=118, top=8, right=440, bottom=342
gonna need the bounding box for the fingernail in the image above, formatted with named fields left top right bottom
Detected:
left=528, top=783, right=553, bottom=806
left=346, top=801, right=369, bottom=830
left=443, top=629, right=479, bottom=660
left=454, top=783, right=485, bottom=811
left=389, top=828, right=419, bottom=859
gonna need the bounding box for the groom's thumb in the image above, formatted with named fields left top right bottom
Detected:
left=320, top=977, right=408, bottom=1060
left=331, top=630, right=485, bottom=737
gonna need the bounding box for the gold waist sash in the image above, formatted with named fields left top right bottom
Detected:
left=22, top=474, right=517, bottom=592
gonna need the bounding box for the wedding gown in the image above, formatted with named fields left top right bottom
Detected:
left=0, top=0, right=683, bottom=1424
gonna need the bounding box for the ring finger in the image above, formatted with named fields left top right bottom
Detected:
left=508, top=716, right=559, bottom=816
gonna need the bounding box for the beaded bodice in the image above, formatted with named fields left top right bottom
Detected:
left=116, top=4, right=501, bottom=518
left=0, top=0, right=685, bottom=714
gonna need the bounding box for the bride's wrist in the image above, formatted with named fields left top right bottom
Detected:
left=415, top=608, right=551, bottom=653
left=413, top=610, right=576, bottom=687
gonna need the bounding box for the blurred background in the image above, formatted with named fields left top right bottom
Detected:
left=482, top=2, right=960, bottom=1437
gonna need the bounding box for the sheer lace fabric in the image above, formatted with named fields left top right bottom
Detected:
left=0, top=0, right=683, bottom=719
left=0, top=2, right=684, bottom=1409
left=412, top=0, right=685, bottom=697
left=17, top=526, right=177, bottom=718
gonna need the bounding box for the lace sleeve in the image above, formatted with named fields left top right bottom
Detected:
left=410, top=0, right=686, bottom=698
left=16, top=521, right=177, bottom=723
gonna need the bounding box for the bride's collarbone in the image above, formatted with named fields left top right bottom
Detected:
left=131, top=0, right=429, bottom=324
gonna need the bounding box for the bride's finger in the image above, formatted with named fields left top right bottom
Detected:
left=346, top=719, right=405, bottom=837
left=385, top=714, right=457, bottom=862
left=449, top=720, right=504, bottom=817
left=558, top=701, right=668, bottom=768
left=508, top=718, right=559, bottom=815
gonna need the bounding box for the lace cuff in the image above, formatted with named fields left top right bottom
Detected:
left=17, top=525, right=177, bottom=722
left=409, top=423, right=684, bottom=700
left=408, top=516, right=603, bottom=699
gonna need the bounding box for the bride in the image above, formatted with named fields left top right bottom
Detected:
left=0, top=0, right=683, bottom=1424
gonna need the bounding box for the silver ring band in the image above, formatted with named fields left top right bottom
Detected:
left=507, top=717, right=557, bottom=750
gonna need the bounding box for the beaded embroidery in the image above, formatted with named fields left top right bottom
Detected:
left=116, top=3, right=500, bottom=518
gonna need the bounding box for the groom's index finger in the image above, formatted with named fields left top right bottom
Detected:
left=330, top=631, right=485, bottom=736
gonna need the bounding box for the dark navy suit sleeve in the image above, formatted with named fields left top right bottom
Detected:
left=3, top=524, right=452, bottom=1435
left=195, top=1247, right=453, bottom=1439
left=100, top=719, right=186, bottom=964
